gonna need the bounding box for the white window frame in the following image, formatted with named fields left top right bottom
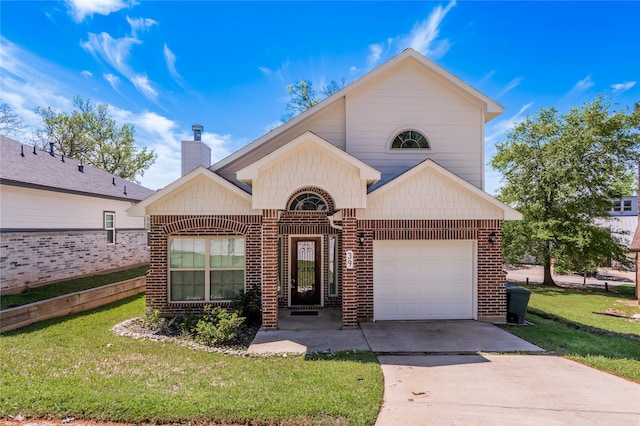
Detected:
left=168, top=236, right=246, bottom=303
left=104, top=211, right=115, bottom=244
left=328, top=235, right=339, bottom=296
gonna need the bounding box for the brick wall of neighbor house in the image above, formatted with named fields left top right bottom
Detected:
left=0, top=229, right=149, bottom=294
left=146, top=215, right=262, bottom=317
left=356, top=219, right=506, bottom=322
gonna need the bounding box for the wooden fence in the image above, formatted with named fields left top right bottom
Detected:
left=0, top=277, right=145, bottom=333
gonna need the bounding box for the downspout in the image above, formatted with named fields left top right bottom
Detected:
left=327, top=211, right=343, bottom=231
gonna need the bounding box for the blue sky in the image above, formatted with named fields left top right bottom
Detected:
left=1, top=1, right=638, bottom=194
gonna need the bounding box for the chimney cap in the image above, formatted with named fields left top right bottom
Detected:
left=192, top=124, right=203, bottom=141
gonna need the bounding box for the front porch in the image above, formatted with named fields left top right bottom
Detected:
left=277, top=308, right=343, bottom=330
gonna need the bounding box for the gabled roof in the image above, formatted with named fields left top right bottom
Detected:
left=369, top=158, right=522, bottom=220
left=0, top=135, right=154, bottom=202
left=236, top=131, right=380, bottom=184
left=127, top=166, right=251, bottom=216
left=212, top=48, right=503, bottom=172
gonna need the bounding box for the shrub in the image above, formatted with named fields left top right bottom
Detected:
left=231, top=288, right=262, bottom=326
left=192, top=305, right=245, bottom=345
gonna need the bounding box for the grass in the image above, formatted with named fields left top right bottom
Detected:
left=0, top=295, right=383, bottom=425
left=501, top=282, right=640, bottom=382
left=0, top=265, right=149, bottom=310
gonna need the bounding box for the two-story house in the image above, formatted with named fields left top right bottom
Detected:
left=129, top=49, right=521, bottom=329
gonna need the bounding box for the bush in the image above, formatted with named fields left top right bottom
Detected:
left=192, top=305, right=245, bottom=346
left=231, top=288, right=262, bottom=326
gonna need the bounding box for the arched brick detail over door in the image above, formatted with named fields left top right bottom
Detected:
left=286, top=187, right=337, bottom=213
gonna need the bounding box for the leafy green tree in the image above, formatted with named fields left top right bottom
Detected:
left=35, top=96, right=156, bottom=183
left=492, top=95, right=640, bottom=285
left=284, top=78, right=346, bottom=120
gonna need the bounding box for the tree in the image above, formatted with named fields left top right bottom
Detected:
left=491, top=95, right=640, bottom=285
left=35, top=96, right=156, bottom=183
left=0, top=101, right=25, bottom=137
left=283, top=78, right=346, bottom=120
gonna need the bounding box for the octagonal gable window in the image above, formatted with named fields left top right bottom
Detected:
left=289, top=193, right=327, bottom=211
left=391, top=130, right=430, bottom=149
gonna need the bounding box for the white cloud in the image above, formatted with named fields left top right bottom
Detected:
left=611, top=81, right=636, bottom=93
left=103, top=73, right=121, bottom=91
left=569, top=75, right=595, bottom=94
left=81, top=32, right=158, bottom=100
left=81, top=70, right=93, bottom=78
left=65, top=0, right=137, bottom=23
left=405, top=0, right=456, bottom=58
left=163, top=44, right=183, bottom=83
left=127, top=16, right=157, bottom=37
left=366, top=0, right=456, bottom=68
left=130, top=74, right=157, bottom=99
left=497, top=77, right=523, bottom=97
left=367, top=43, right=384, bottom=68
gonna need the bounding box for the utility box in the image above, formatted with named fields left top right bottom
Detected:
left=506, top=284, right=531, bottom=325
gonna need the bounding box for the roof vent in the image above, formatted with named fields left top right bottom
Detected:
left=112, top=177, right=116, bottom=185
left=49, top=142, right=55, bottom=157
left=33, top=145, right=37, bottom=155
left=61, top=154, right=65, bottom=163
left=20, top=145, right=24, bottom=157
left=192, top=124, right=203, bottom=141
left=78, top=163, right=84, bottom=173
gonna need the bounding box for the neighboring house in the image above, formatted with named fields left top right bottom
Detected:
left=597, top=196, right=638, bottom=269
left=0, top=135, right=155, bottom=295
left=129, top=49, right=522, bottom=329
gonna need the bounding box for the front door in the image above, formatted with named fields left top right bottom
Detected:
left=291, top=237, right=321, bottom=305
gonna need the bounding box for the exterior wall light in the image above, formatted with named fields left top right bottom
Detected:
left=357, top=232, right=366, bottom=246
left=488, top=231, right=497, bottom=244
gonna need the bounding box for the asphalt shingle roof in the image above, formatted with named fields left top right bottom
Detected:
left=0, top=135, right=155, bottom=202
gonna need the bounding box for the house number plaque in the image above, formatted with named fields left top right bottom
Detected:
left=346, top=250, right=354, bottom=269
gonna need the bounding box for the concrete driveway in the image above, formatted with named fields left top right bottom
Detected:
left=375, top=354, right=640, bottom=425
left=360, top=320, right=543, bottom=353
left=249, top=320, right=640, bottom=425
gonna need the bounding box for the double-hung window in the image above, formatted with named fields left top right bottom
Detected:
left=169, top=237, right=245, bottom=302
left=104, top=212, right=115, bottom=244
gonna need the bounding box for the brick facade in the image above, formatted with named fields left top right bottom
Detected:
left=146, top=213, right=507, bottom=326
left=146, top=215, right=262, bottom=316
left=0, top=229, right=149, bottom=294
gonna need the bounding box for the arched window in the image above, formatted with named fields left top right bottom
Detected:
left=391, top=130, right=430, bottom=149
left=289, top=193, right=327, bottom=211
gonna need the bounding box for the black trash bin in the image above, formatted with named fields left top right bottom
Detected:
left=506, top=284, right=531, bottom=325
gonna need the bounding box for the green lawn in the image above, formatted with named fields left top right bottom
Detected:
left=502, top=283, right=640, bottom=382
left=0, top=295, right=383, bottom=425
left=0, top=265, right=149, bottom=310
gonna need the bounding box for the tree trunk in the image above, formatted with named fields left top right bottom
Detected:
left=543, top=262, right=556, bottom=285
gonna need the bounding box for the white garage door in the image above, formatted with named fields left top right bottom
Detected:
left=373, top=240, right=475, bottom=320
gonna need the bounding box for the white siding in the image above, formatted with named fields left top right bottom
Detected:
left=0, top=185, right=144, bottom=229
left=147, top=174, right=257, bottom=215
left=359, top=166, right=502, bottom=220
left=345, top=59, right=485, bottom=188
left=216, top=99, right=346, bottom=184
left=251, top=140, right=366, bottom=209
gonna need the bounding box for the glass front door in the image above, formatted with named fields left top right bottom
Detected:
left=291, top=237, right=321, bottom=305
